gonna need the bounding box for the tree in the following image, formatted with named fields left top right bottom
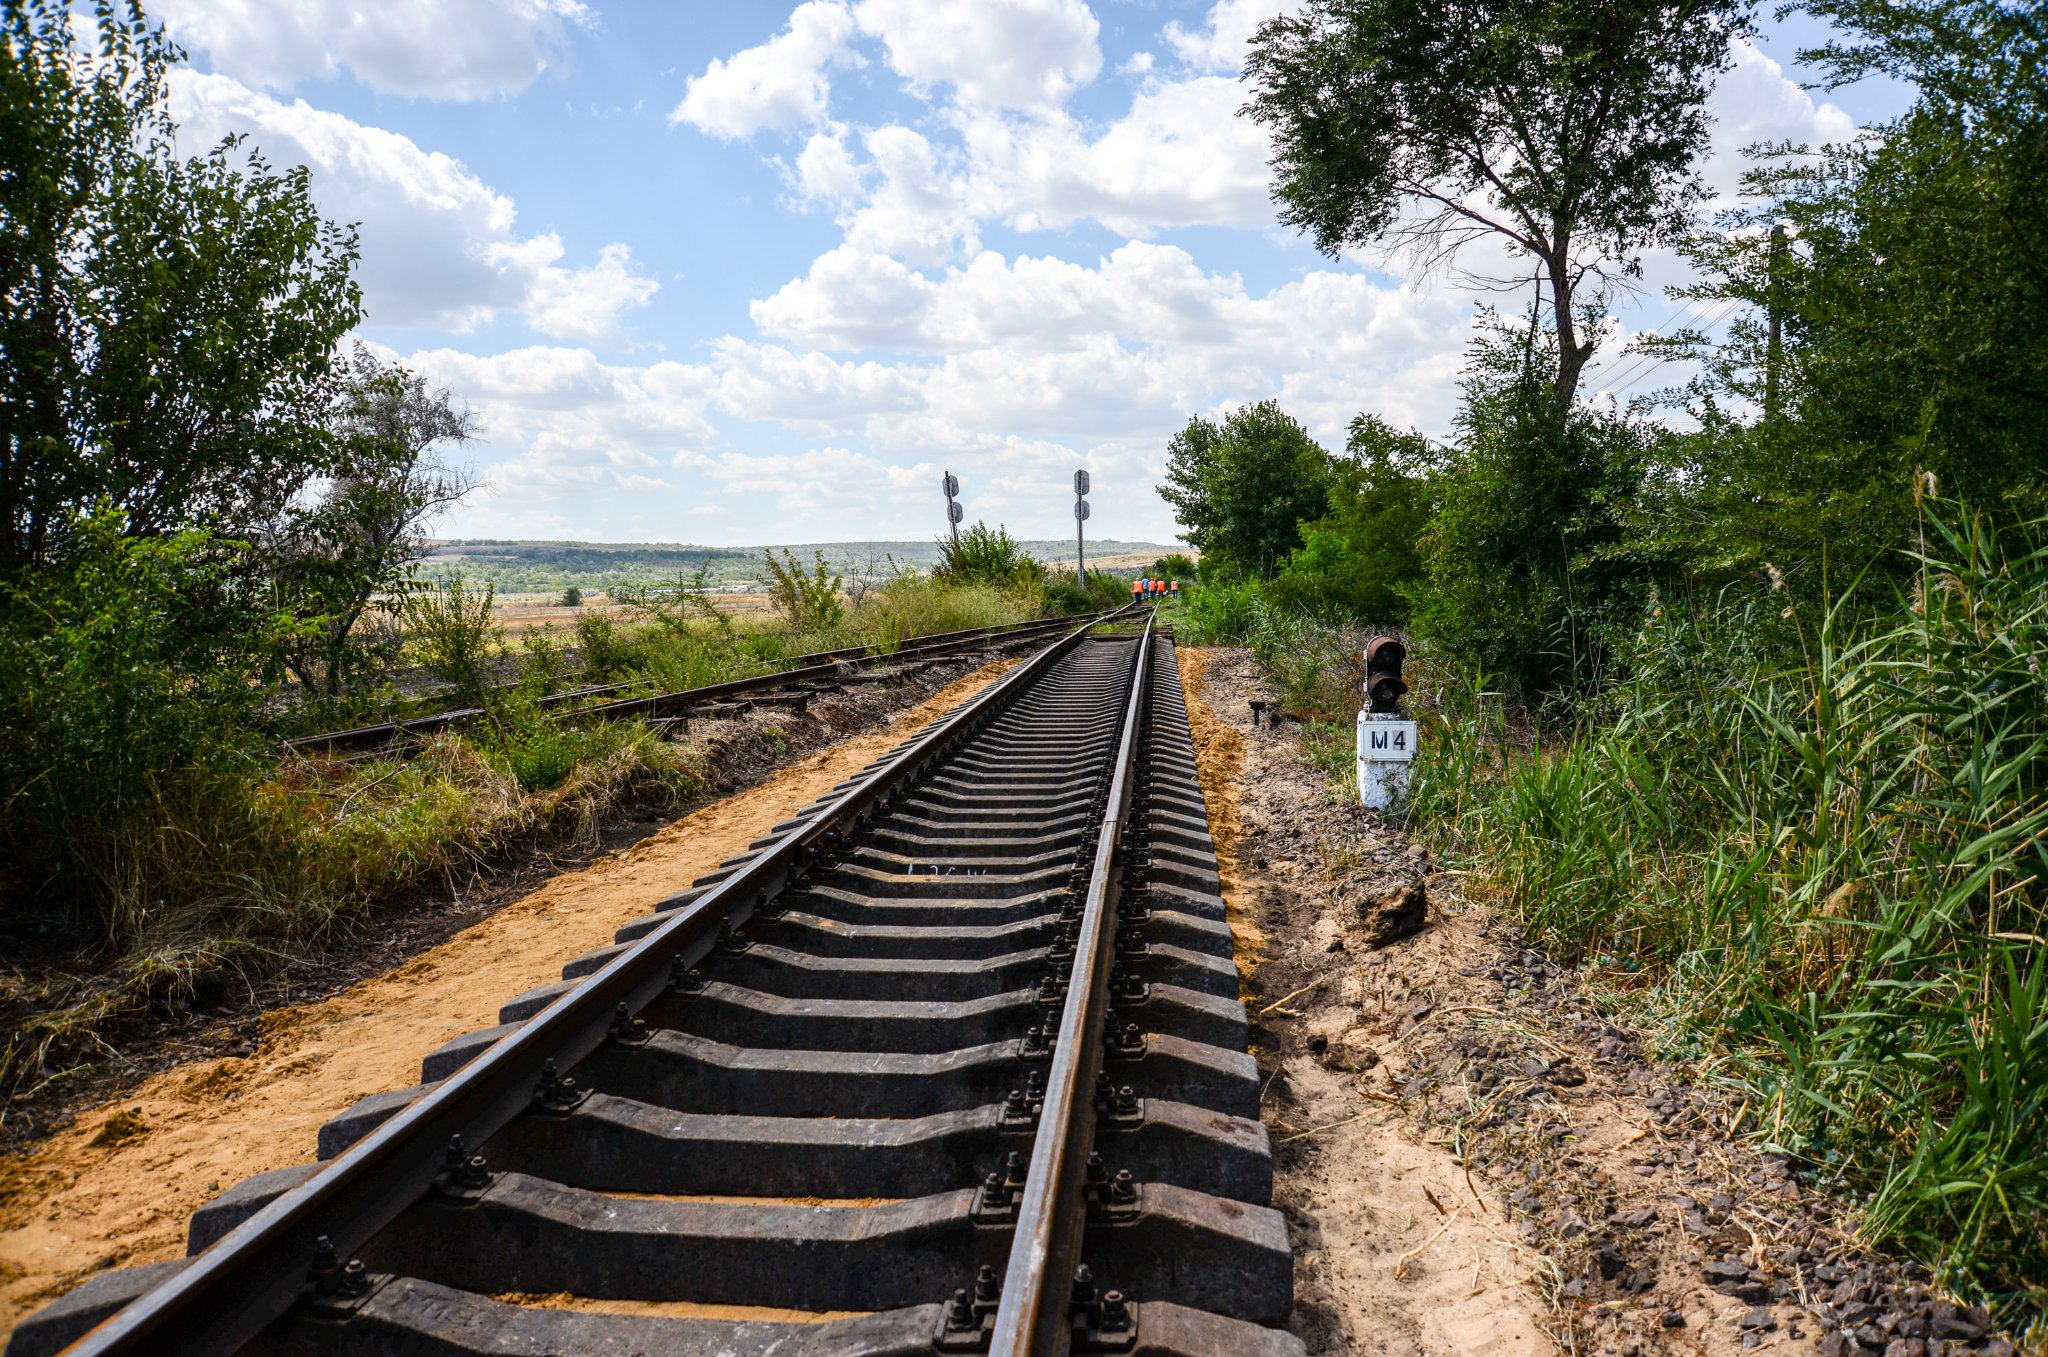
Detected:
left=1411, top=316, right=1672, bottom=697
left=1244, top=0, right=1750, bottom=410
left=272, top=345, right=477, bottom=698
left=1651, top=0, right=2048, bottom=580
left=0, top=0, right=362, bottom=570
left=1160, top=401, right=1333, bottom=577
left=559, top=586, right=583, bottom=608
left=1271, top=415, right=1441, bottom=623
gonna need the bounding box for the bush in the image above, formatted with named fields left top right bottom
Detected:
left=1042, top=569, right=1131, bottom=616
left=854, top=573, right=1034, bottom=649
left=404, top=572, right=501, bottom=707
left=573, top=612, right=639, bottom=682
left=1171, top=576, right=1263, bottom=644
left=0, top=509, right=277, bottom=941
left=934, top=523, right=1047, bottom=589
left=1150, top=553, right=1197, bottom=581
left=1409, top=324, right=1666, bottom=703
left=763, top=548, right=844, bottom=631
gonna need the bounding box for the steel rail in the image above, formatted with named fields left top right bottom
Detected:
left=62, top=610, right=1124, bottom=1357
left=988, top=610, right=1154, bottom=1356
left=280, top=607, right=1129, bottom=756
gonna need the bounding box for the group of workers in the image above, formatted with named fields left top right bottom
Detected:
left=1130, top=575, right=1180, bottom=604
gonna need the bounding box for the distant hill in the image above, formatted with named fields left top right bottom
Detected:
left=422, top=537, right=1185, bottom=596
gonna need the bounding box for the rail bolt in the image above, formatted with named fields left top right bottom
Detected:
left=1071, top=1264, right=1099, bottom=1315
left=308, top=1235, right=342, bottom=1294
left=608, top=1002, right=649, bottom=1046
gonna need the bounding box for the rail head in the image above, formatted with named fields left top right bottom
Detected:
left=62, top=607, right=1130, bottom=1357
left=987, top=610, right=1155, bottom=1356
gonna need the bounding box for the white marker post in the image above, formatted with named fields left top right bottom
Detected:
left=1357, top=637, right=1413, bottom=811
left=1356, top=712, right=1416, bottom=810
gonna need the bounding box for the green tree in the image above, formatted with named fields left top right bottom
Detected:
left=272, top=345, right=477, bottom=698
left=1244, top=0, right=1750, bottom=409
left=1159, top=400, right=1333, bottom=577
left=0, top=0, right=362, bottom=569
left=1271, top=415, right=1440, bottom=623
left=1651, top=0, right=2047, bottom=580
left=1411, top=318, right=1672, bottom=698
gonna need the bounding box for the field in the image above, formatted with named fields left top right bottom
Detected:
left=424, top=537, right=1181, bottom=603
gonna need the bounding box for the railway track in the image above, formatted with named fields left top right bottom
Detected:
left=283, top=610, right=1127, bottom=758
left=13, top=612, right=1302, bottom=1357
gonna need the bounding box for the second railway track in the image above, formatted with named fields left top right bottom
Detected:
left=14, top=613, right=1304, bottom=1357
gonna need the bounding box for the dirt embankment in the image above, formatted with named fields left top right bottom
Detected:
left=0, top=662, right=1018, bottom=1336
left=1182, top=647, right=2022, bottom=1357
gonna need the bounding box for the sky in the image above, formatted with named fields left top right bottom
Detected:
left=148, top=0, right=1915, bottom=547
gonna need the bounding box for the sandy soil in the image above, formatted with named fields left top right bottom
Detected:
left=1180, top=648, right=2020, bottom=1357
left=1179, top=647, right=1556, bottom=1356
left=0, top=662, right=1017, bottom=1336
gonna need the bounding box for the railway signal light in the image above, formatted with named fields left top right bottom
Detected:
left=942, top=471, right=962, bottom=540
left=1358, top=636, right=1414, bottom=811
left=1073, top=469, right=1091, bottom=576
left=1363, top=637, right=1407, bottom=714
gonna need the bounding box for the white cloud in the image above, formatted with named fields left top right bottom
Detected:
left=965, top=75, right=1275, bottom=236
left=1163, top=0, right=1289, bottom=73
left=670, top=1, right=861, bottom=139
left=403, top=345, right=718, bottom=500
left=852, top=0, right=1101, bottom=113
left=170, top=72, right=657, bottom=342
left=521, top=242, right=663, bottom=345
left=153, top=0, right=590, bottom=100
left=792, top=126, right=866, bottom=201
left=841, top=125, right=981, bottom=263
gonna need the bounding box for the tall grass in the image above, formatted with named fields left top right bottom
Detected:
left=1409, top=507, right=2047, bottom=1323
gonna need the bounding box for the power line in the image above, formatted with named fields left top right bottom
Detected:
left=1589, top=295, right=1744, bottom=397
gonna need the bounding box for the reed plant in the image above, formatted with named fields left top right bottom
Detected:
left=1409, top=505, right=2047, bottom=1324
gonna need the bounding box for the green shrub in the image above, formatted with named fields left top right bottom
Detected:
left=1042, top=569, right=1130, bottom=616
left=763, top=548, right=844, bottom=631
left=573, top=612, right=639, bottom=681
left=403, top=572, right=501, bottom=707
left=854, top=573, right=1034, bottom=649
left=0, top=509, right=277, bottom=941
left=1172, top=576, right=1263, bottom=644
left=934, top=523, right=1047, bottom=589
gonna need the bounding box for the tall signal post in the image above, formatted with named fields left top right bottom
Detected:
left=1073, top=469, right=1090, bottom=577
left=942, top=471, right=963, bottom=542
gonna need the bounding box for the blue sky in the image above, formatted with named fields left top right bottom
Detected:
left=151, top=0, right=1914, bottom=546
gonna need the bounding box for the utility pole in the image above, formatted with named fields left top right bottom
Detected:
left=1073, top=470, right=1090, bottom=577
left=942, top=471, right=962, bottom=541
left=1765, top=223, right=1786, bottom=427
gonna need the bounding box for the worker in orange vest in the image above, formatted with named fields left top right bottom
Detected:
left=1169, top=578, right=1180, bottom=599
left=1131, top=576, right=1146, bottom=604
